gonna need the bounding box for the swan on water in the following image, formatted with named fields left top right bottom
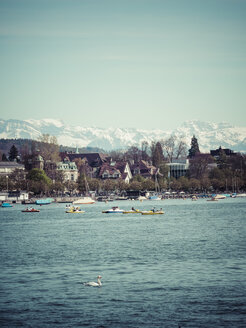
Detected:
left=84, top=275, right=102, bottom=287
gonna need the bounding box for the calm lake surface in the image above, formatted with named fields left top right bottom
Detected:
left=0, top=198, right=245, bottom=328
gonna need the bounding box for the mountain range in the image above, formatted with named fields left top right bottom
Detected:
left=0, top=118, right=246, bottom=153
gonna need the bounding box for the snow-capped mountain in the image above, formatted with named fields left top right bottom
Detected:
left=0, top=118, right=246, bottom=152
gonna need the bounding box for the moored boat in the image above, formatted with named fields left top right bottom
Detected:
left=149, top=195, right=162, bottom=200
left=212, top=194, right=226, bottom=200
left=1, top=202, right=13, bottom=208
left=36, top=198, right=54, bottom=205
left=207, top=197, right=218, bottom=202
left=73, top=197, right=95, bottom=205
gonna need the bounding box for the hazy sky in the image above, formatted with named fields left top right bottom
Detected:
left=0, top=0, right=245, bottom=130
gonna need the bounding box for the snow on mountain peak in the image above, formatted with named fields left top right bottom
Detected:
left=0, top=118, right=246, bottom=152
left=25, top=118, right=64, bottom=128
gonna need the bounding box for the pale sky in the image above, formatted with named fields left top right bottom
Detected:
left=0, top=0, right=246, bottom=130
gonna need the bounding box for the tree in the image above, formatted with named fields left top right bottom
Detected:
left=188, top=135, right=200, bottom=158
left=9, top=169, right=26, bottom=190
left=129, top=180, right=142, bottom=191
left=216, top=147, right=227, bottom=169
left=116, top=180, right=129, bottom=193
left=74, top=158, right=91, bottom=176
left=142, top=178, right=155, bottom=191
left=188, top=154, right=214, bottom=179
left=77, top=173, right=88, bottom=193
left=189, top=178, right=201, bottom=192
left=0, top=175, right=14, bottom=191
left=27, top=168, right=52, bottom=195
left=64, top=180, right=78, bottom=195
left=9, top=145, right=19, bottom=161
left=102, top=179, right=117, bottom=193
left=38, top=134, right=60, bottom=163
left=178, top=176, right=190, bottom=191
left=161, top=136, right=187, bottom=162
left=151, top=142, right=165, bottom=168
left=132, top=174, right=145, bottom=183
left=141, top=141, right=150, bottom=161
left=1, top=153, right=8, bottom=161
left=124, top=146, right=142, bottom=163
left=87, top=178, right=101, bottom=193
left=109, top=150, right=124, bottom=162
left=52, top=181, right=65, bottom=196
left=170, top=179, right=182, bottom=191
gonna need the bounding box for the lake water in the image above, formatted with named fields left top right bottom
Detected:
left=0, top=198, right=245, bottom=328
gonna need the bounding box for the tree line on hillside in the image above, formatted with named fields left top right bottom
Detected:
left=0, top=135, right=246, bottom=196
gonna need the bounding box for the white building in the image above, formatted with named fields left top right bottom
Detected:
left=0, top=162, right=25, bottom=176
left=57, top=158, right=78, bottom=182
left=0, top=191, right=29, bottom=202
left=167, top=158, right=189, bottom=179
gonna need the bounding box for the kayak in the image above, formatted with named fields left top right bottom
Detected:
left=66, top=209, right=85, bottom=213
left=22, top=208, right=40, bottom=212
left=123, top=209, right=141, bottom=214
left=141, top=210, right=164, bottom=215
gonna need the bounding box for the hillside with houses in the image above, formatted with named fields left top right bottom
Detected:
left=0, top=135, right=246, bottom=203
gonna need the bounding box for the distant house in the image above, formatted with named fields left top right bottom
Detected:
left=0, top=161, right=25, bottom=176
left=60, top=152, right=107, bottom=167
left=0, top=191, right=29, bottom=203
left=210, top=147, right=236, bottom=159
left=167, top=158, right=189, bottom=179
left=130, top=160, right=158, bottom=179
left=60, top=152, right=108, bottom=178
left=57, top=157, right=78, bottom=182
left=98, top=161, right=132, bottom=184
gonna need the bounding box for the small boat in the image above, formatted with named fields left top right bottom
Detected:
left=115, top=196, right=128, bottom=200
left=66, top=206, right=84, bottom=213
left=102, top=206, right=124, bottom=214
left=1, top=202, right=13, bottom=208
left=235, top=193, right=246, bottom=197
left=141, top=210, right=164, bottom=215
left=149, top=195, right=162, bottom=200
left=36, top=198, right=54, bottom=205
left=73, top=197, right=95, bottom=205
left=22, top=207, right=40, bottom=212
left=137, top=196, right=147, bottom=201
left=212, top=194, right=226, bottom=200
left=207, top=197, right=218, bottom=202
left=123, top=209, right=141, bottom=214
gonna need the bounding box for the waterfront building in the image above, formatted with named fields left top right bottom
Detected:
left=167, top=158, right=189, bottom=179
left=0, top=161, right=25, bottom=176
left=130, top=160, right=158, bottom=179
left=98, top=161, right=132, bottom=184
left=57, top=157, right=78, bottom=182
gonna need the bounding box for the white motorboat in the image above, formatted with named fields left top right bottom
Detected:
left=102, top=206, right=124, bottom=213
left=213, top=194, right=226, bottom=200
left=73, top=197, right=95, bottom=205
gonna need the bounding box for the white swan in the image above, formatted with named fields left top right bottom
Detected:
left=84, top=275, right=102, bottom=287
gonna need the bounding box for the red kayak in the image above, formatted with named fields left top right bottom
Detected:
left=22, top=208, right=40, bottom=212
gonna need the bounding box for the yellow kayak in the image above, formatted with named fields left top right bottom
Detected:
left=66, top=209, right=85, bottom=213
left=141, top=210, right=164, bottom=215
left=123, top=209, right=141, bottom=214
